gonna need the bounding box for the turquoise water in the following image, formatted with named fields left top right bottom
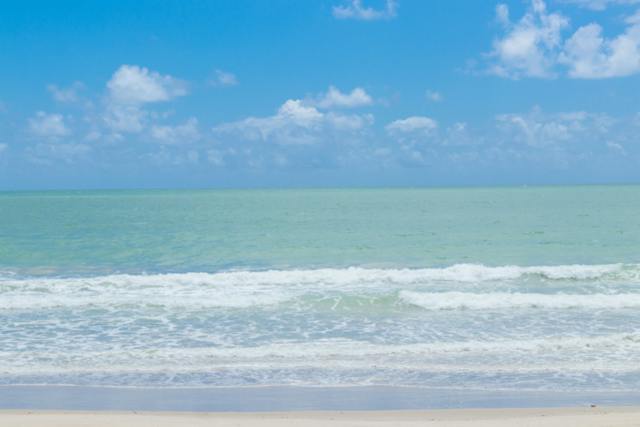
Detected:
left=2, top=187, right=639, bottom=274
left=1, top=186, right=640, bottom=391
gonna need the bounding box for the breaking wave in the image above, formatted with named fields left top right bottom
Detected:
left=1, top=263, right=639, bottom=310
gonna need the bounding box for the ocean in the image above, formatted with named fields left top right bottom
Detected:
left=1, top=186, right=640, bottom=394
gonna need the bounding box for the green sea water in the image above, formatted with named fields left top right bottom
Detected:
left=1, top=186, right=639, bottom=275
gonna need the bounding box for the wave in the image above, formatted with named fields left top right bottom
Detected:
left=1, top=263, right=640, bottom=310
left=3, top=334, right=640, bottom=374
left=3, top=290, right=640, bottom=311
left=0, top=262, right=635, bottom=287
left=400, top=291, right=640, bottom=310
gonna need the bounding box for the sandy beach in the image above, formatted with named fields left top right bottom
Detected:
left=2, top=407, right=640, bottom=427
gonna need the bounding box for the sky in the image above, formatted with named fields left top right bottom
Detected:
left=2, top=0, right=640, bottom=190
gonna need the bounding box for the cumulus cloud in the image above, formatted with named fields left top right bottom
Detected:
left=488, top=0, right=569, bottom=78
left=103, top=65, right=189, bottom=136
left=107, top=65, right=188, bottom=105
left=28, top=112, right=71, bottom=139
left=332, top=0, right=397, bottom=20
left=210, top=69, right=238, bottom=87
left=560, top=17, right=640, bottom=78
left=314, top=86, right=373, bottom=109
left=487, top=0, right=640, bottom=79
left=150, top=118, right=201, bottom=144
left=214, top=99, right=373, bottom=145
left=386, top=116, right=438, bottom=134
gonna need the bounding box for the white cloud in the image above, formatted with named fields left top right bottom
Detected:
left=332, top=0, right=397, bottom=20
left=314, top=86, right=373, bottom=109
left=28, top=112, right=71, bottom=138
left=488, top=0, right=569, bottom=78
left=558, top=0, right=640, bottom=11
left=495, top=108, right=613, bottom=146
left=441, top=122, right=478, bottom=146
left=150, top=118, right=201, bottom=144
left=386, top=116, right=438, bottom=134
left=496, top=3, right=510, bottom=25
left=0, top=143, right=7, bottom=155
left=103, top=104, right=147, bottom=134
left=560, top=18, right=640, bottom=78
left=103, top=65, right=188, bottom=136
left=326, top=112, right=374, bottom=130
left=107, top=65, right=188, bottom=105
left=214, top=99, right=372, bottom=145
left=47, top=82, right=85, bottom=103
left=210, top=69, right=238, bottom=87
left=426, top=90, right=443, bottom=102
left=487, top=0, right=640, bottom=79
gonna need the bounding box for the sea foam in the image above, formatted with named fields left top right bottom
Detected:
left=1, top=263, right=637, bottom=310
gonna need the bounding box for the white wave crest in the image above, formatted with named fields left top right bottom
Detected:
left=0, top=263, right=632, bottom=288
left=1, top=263, right=638, bottom=310
left=400, top=291, right=640, bottom=310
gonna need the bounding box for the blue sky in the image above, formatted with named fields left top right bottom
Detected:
left=2, top=0, right=640, bottom=189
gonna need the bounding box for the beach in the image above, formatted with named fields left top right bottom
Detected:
left=3, top=407, right=640, bottom=426
left=5, top=0, right=640, bottom=421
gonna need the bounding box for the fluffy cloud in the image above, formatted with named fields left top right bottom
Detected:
left=386, top=116, right=438, bottom=134
left=150, top=118, right=201, bottom=144
left=28, top=112, right=70, bottom=138
left=560, top=16, right=640, bottom=78
left=210, top=69, right=238, bottom=87
left=332, top=0, right=397, bottom=20
left=488, top=0, right=640, bottom=79
left=489, top=0, right=569, bottom=78
left=103, top=65, right=189, bottom=136
left=314, top=86, right=373, bottom=109
left=214, top=99, right=373, bottom=145
left=107, top=65, right=188, bottom=105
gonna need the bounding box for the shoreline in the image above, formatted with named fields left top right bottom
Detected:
left=2, top=385, right=640, bottom=412
left=3, top=407, right=640, bottom=426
